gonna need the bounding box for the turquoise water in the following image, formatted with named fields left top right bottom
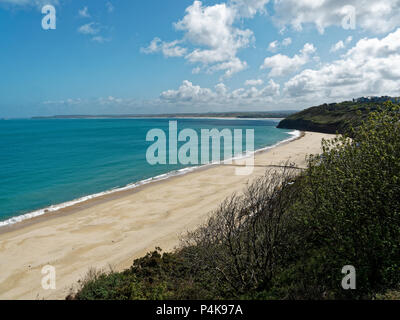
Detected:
left=0, top=118, right=295, bottom=225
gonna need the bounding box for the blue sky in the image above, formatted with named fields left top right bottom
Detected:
left=0, top=0, right=400, bottom=117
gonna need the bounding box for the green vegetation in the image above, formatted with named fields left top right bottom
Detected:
left=71, top=102, right=400, bottom=300
left=277, top=98, right=399, bottom=133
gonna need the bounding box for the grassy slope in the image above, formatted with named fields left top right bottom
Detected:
left=277, top=101, right=388, bottom=133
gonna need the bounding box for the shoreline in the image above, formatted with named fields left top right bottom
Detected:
left=0, top=130, right=301, bottom=232
left=0, top=131, right=334, bottom=300
left=12, top=116, right=287, bottom=121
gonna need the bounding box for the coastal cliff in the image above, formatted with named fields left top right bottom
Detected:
left=277, top=98, right=399, bottom=134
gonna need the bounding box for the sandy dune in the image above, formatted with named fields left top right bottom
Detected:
left=0, top=132, right=335, bottom=300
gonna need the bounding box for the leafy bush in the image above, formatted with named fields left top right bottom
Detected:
left=288, top=103, right=400, bottom=299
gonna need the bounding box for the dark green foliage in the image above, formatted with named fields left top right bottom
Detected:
left=277, top=99, right=399, bottom=134
left=73, top=248, right=221, bottom=300
left=72, top=268, right=129, bottom=300
left=73, top=103, right=400, bottom=300
left=283, top=102, right=400, bottom=299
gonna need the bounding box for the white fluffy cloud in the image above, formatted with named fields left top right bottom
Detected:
left=330, top=41, right=345, bottom=53
left=330, top=36, right=353, bottom=52
left=78, top=22, right=111, bottom=44
left=92, top=36, right=110, bottom=43
left=261, top=43, right=317, bottom=77
left=160, top=80, right=215, bottom=103
left=230, top=0, right=269, bottom=18
left=273, top=0, right=400, bottom=34
left=143, top=0, right=269, bottom=79
left=208, top=57, right=248, bottom=78
left=0, top=0, right=58, bottom=7
left=78, top=22, right=99, bottom=35
left=245, top=79, right=263, bottom=86
left=174, top=1, right=254, bottom=78
left=160, top=79, right=280, bottom=106
left=282, top=37, right=292, bottom=46
left=283, top=28, right=400, bottom=100
left=267, top=40, right=279, bottom=52
left=159, top=27, right=400, bottom=108
left=79, top=6, right=90, bottom=18
left=268, top=37, right=292, bottom=52
left=141, top=38, right=187, bottom=57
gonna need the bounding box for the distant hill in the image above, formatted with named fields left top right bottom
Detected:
left=277, top=97, right=400, bottom=134
left=32, top=111, right=296, bottom=120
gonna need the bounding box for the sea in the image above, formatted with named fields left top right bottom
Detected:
left=0, top=118, right=298, bottom=227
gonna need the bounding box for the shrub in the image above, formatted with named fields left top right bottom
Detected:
left=280, top=102, right=400, bottom=298
left=180, top=165, right=301, bottom=298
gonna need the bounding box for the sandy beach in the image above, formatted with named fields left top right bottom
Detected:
left=0, top=131, right=335, bottom=300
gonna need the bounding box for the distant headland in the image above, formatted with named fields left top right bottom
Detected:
left=32, top=111, right=296, bottom=120
left=278, top=96, right=400, bottom=134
